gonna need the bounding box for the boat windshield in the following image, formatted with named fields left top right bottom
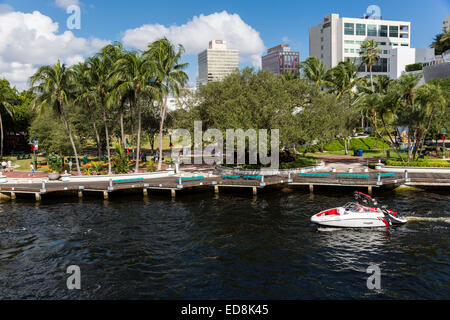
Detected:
left=343, top=202, right=360, bottom=212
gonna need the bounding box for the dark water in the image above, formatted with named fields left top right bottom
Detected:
left=0, top=187, right=449, bottom=300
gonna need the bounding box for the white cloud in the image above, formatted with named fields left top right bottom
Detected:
left=55, top=0, right=80, bottom=9
left=0, top=10, right=109, bottom=90
left=281, top=36, right=290, bottom=43
left=122, top=11, right=265, bottom=67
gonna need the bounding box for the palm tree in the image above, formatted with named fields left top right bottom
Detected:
left=389, top=74, right=422, bottom=160
left=30, top=60, right=82, bottom=175
left=431, top=32, right=450, bottom=55
left=360, top=40, right=381, bottom=91
left=115, top=51, right=159, bottom=173
left=326, top=59, right=363, bottom=154
left=0, top=82, right=15, bottom=157
left=73, top=62, right=102, bottom=160
left=299, top=56, right=330, bottom=88
left=413, top=83, right=446, bottom=160
left=144, top=38, right=188, bottom=170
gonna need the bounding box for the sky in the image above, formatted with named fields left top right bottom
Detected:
left=0, top=0, right=449, bottom=90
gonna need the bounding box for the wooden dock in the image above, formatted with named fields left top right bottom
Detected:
left=1, top=170, right=446, bottom=201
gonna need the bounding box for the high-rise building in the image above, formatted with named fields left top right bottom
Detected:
left=443, top=14, right=450, bottom=33
left=261, top=44, right=300, bottom=75
left=309, top=13, right=411, bottom=76
left=197, top=40, right=239, bottom=88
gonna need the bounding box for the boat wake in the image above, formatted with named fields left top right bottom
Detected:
left=405, top=217, right=450, bottom=223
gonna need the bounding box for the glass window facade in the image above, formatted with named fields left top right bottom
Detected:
left=356, top=24, right=366, bottom=36
left=344, top=23, right=354, bottom=35
left=367, top=25, right=377, bottom=36
left=378, top=25, right=388, bottom=37
left=389, top=26, right=399, bottom=37
left=344, top=40, right=355, bottom=44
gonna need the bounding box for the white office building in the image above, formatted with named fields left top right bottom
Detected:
left=309, top=13, right=411, bottom=76
left=443, top=14, right=450, bottom=32
left=389, top=47, right=435, bottom=79
left=197, top=40, right=239, bottom=88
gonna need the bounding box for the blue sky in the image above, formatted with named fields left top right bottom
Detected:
left=0, top=0, right=449, bottom=89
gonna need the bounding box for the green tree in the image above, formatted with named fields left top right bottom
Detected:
left=299, top=56, right=330, bottom=88
left=144, top=38, right=189, bottom=170
left=360, top=40, right=381, bottom=91
left=0, top=80, right=16, bottom=157
left=30, top=61, right=82, bottom=175
left=115, top=51, right=159, bottom=172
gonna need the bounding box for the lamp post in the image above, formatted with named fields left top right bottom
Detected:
left=442, top=128, right=447, bottom=160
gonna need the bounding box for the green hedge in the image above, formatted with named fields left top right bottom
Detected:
left=405, top=62, right=423, bottom=72
left=386, top=160, right=450, bottom=167
left=323, top=140, right=345, bottom=151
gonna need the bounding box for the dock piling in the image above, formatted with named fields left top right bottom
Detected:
left=252, top=187, right=257, bottom=196
left=35, top=193, right=41, bottom=201
left=309, top=184, right=314, bottom=193
left=171, top=189, right=176, bottom=198
left=214, top=185, right=219, bottom=194
left=103, top=191, right=109, bottom=200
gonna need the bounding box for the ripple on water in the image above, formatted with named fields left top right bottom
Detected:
left=0, top=190, right=448, bottom=299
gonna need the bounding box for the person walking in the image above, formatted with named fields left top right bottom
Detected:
left=29, top=162, right=35, bottom=177
left=68, top=160, right=73, bottom=173
left=7, top=160, right=12, bottom=172
left=1, top=160, right=6, bottom=172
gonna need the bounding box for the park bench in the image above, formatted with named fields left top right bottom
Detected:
left=180, top=176, right=204, bottom=182
left=299, top=173, right=330, bottom=177
left=243, top=175, right=262, bottom=181
left=113, top=177, right=144, bottom=185
left=338, top=174, right=370, bottom=179
left=222, top=175, right=241, bottom=180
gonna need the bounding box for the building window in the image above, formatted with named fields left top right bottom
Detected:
left=379, top=42, right=387, bottom=46
left=321, top=54, right=324, bottom=58
left=367, top=24, right=377, bottom=36
left=344, top=23, right=354, bottom=35
left=344, top=40, right=355, bottom=44
left=350, top=49, right=355, bottom=53
left=383, top=50, right=388, bottom=54
left=344, top=48, right=349, bottom=53
left=321, top=29, right=324, bottom=34
left=391, top=43, right=398, bottom=46
left=356, top=24, right=366, bottom=36
left=389, top=26, right=399, bottom=37
left=321, top=45, right=324, bottom=50
left=401, top=43, right=409, bottom=47
left=321, top=37, right=324, bottom=42
left=378, top=25, right=388, bottom=37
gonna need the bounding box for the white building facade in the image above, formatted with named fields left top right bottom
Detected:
left=389, top=47, right=435, bottom=79
left=309, top=14, right=411, bottom=77
left=197, top=40, right=239, bottom=88
left=443, top=14, right=450, bottom=33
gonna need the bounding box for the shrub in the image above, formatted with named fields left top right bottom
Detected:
left=47, top=153, right=62, bottom=173
left=386, top=160, right=450, bottom=167
left=405, top=62, right=423, bottom=72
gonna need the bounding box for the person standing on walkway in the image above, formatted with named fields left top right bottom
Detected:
left=7, top=160, right=12, bottom=172
left=29, top=162, right=35, bottom=177
left=1, top=161, right=6, bottom=172
left=69, top=160, right=73, bottom=173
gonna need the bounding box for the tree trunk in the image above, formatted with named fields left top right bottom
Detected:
left=59, top=101, right=81, bottom=175
left=157, top=95, right=168, bottom=171
left=120, top=98, right=126, bottom=152
left=101, top=95, right=112, bottom=175
left=0, top=113, right=3, bottom=157
left=87, top=99, right=102, bottom=161
left=135, top=91, right=142, bottom=173
left=381, top=113, right=404, bottom=162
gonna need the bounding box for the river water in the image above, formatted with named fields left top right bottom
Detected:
left=0, top=187, right=449, bottom=299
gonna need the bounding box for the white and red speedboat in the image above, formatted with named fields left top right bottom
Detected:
left=311, top=191, right=407, bottom=228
